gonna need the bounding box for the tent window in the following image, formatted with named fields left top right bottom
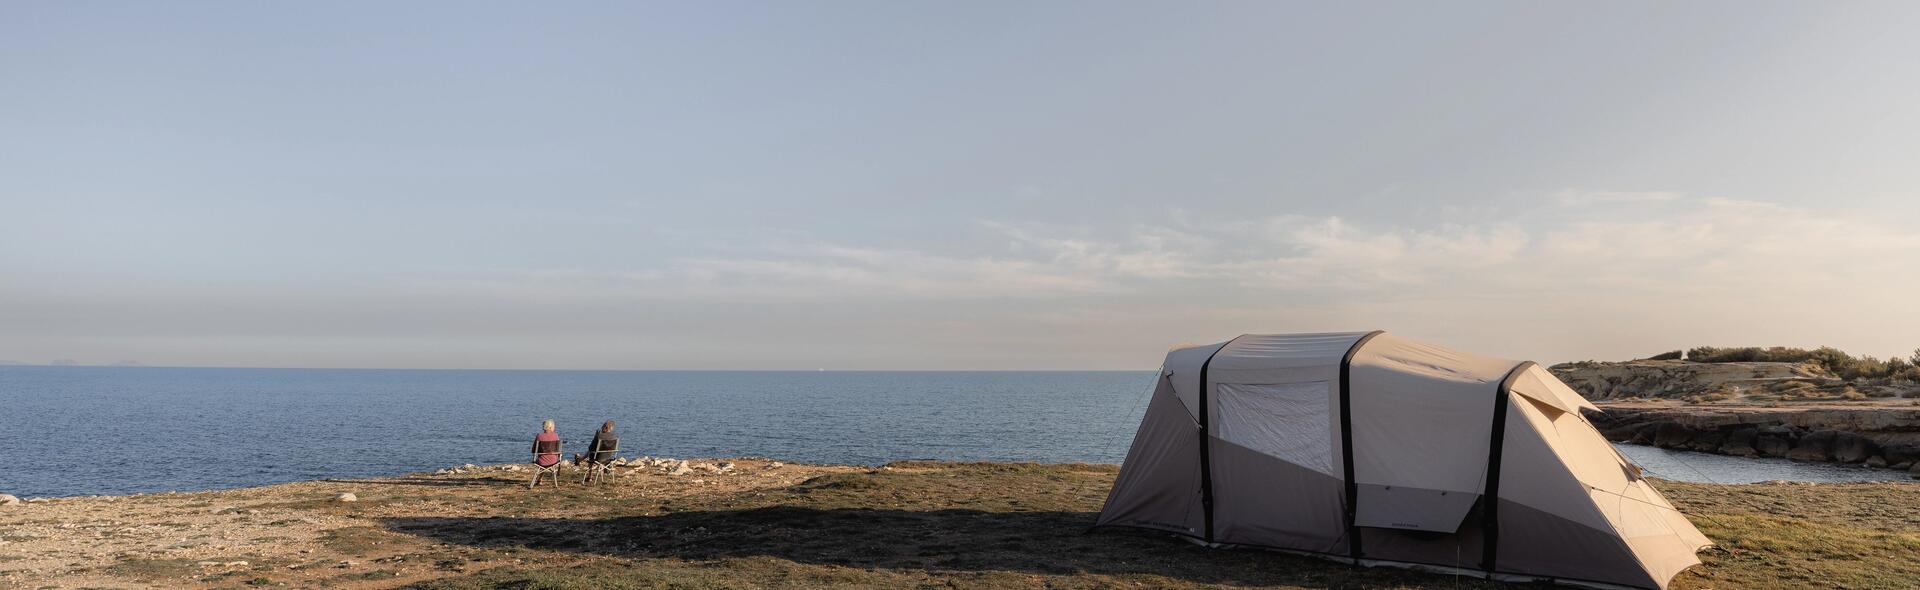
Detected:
left=1215, top=382, right=1332, bottom=475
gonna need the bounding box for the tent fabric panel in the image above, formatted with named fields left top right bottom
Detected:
left=1209, top=438, right=1346, bottom=553
left=1165, top=341, right=1229, bottom=418
left=1211, top=332, right=1371, bottom=370
left=1353, top=483, right=1480, bottom=533
left=1495, top=500, right=1663, bottom=590
left=1530, top=396, right=1635, bottom=493
left=1499, top=394, right=1620, bottom=531
left=1510, top=388, right=1711, bottom=565
left=1506, top=387, right=1708, bottom=589
left=1214, top=381, right=1334, bottom=475
left=1511, top=365, right=1600, bottom=414
left=1347, top=333, right=1515, bottom=493
left=1208, top=332, right=1354, bottom=388
left=1621, top=532, right=1704, bottom=590
left=1351, top=503, right=1486, bottom=569
left=1095, top=377, right=1204, bottom=535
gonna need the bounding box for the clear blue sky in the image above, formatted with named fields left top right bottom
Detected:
left=4, top=2, right=1918, bottom=369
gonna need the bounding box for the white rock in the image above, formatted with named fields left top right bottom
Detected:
left=669, top=463, right=693, bottom=476
left=334, top=493, right=357, bottom=503
left=0, top=494, right=18, bottom=506
left=463, top=464, right=477, bottom=470
left=716, top=461, right=736, bottom=471
left=767, top=462, right=784, bottom=469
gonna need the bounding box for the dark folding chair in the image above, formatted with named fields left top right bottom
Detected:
left=530, top=438, right=564, bottom=488
left=582, top=436, right=619, bottom=484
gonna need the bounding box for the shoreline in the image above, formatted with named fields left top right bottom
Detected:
left=1590, top=400, right=1920, bottom=476
left=4, top=459, right=1919, bottom=589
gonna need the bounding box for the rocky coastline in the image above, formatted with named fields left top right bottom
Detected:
left=1553, top=357, right=1920, bottom=477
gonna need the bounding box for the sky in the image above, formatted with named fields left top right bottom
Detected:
left=4, top=2, right=1920, bottom=370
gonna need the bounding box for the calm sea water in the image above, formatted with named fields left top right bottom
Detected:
left=1, top=366, right=1906, bottom=498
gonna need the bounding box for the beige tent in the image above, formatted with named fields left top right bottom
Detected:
left=1096, top=331, right=1710, bottom=590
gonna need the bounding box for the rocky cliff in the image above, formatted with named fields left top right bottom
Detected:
left=1549, top=359, right=1915, bottom=402
left=1553, top=359, right=1920, bottom=473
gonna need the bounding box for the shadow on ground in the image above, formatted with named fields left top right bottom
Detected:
left=319, top=478, right=514, bottom=488
left=383, top=507, right=1503, bottom=588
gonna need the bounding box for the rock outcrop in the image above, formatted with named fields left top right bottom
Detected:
left=1588, top=402, right=1920, bottom=470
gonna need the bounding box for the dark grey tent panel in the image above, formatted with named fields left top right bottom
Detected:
left=1094, top=374, right=1203, bottom=536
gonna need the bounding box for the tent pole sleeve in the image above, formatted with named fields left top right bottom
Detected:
left=1196, top=335, right=1242, bottom=544
left=1337, top=330, right=1386, bottom=561
left=1481, top=360, right=1536, bottom=575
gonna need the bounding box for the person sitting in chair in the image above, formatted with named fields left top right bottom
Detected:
left=529, top=419, right=563, bottom=488
left=580, top=420, right=619, bottom=484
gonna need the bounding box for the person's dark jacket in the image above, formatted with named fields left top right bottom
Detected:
left=585, top=429, right=618, bottom=464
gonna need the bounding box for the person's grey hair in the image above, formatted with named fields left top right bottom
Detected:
left=542, top=419, right=555, bottom=431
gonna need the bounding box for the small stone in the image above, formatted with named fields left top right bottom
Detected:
left=335, top=493, right=357, bottom=503
left=716, top=461, right=736, bottom=471
left=767, top=462, right=784, bottom=469
left=0, top=494, right=19, bottom=506
left=670, top=463, right=693, bottom=476
left=1866, top=455, right=1889, bottom=468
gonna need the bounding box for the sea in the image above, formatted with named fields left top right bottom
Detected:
left=1, top=366, right=1907, bottom=498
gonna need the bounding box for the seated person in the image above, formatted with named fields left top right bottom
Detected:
left=580, top=420, right=619, bottom=483
left=529, top=420, right=562, bottom=488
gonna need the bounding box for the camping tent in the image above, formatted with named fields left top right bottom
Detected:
left=1095, top=331, right=1710, bottom=590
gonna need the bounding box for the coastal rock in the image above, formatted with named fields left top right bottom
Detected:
left=669, top=463, right=693, bottom=476
left=1831, top=432, right=1878, bottom=463
left=1601, top=422, right=1651, bottom=443
left=1881, top=443, right=1920, bottom=467
left=716, top=461, right=736, bottom=471
left=335, top=493, right=357, bottom=503
left=1755, top=431, right=1795, bottom=457
left=1911, top=462, right=1920, bottom=478
left=1686, top=429, right=1728, bottom=453
left=0, top=494, right=18, bottom=506
left=1719, top=427, right=1760, bottom=457
left=767, top=462, right=784, bottom=469
left=1786, top=430, right=1841, bottom=461
left=1651, top=422, right=1695, bottom=448
left=1865, top=455, right=1888, bottom=468
left=1893, top=461, right=1914, bottom=471
left=1630, top=424, right=1660, bottom=445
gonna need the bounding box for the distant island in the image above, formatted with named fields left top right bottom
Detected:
left=1554, top=346, right=1920, bottom=475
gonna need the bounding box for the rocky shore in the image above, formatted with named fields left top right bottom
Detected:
left=3, top=459, right=1919, bottom=589
left=1554, top=358, right=1920, bottom=476
left=1588, top=402, right=1920, bottom=476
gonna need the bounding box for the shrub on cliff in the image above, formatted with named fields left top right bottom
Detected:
left=1645, top=350, right=1683, bottom=361
left=1686, top=345, right=1914, bottom=381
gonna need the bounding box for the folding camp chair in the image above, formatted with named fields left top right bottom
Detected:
left=529, top=438, right=563, bottom=488
left=581, top=436, right=619, bottom=484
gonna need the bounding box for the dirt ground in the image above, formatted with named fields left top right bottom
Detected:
left=2, top=460, right=1917, bottom=589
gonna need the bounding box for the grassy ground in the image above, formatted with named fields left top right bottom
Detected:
left=4, top=460, right=1916, bottom=589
